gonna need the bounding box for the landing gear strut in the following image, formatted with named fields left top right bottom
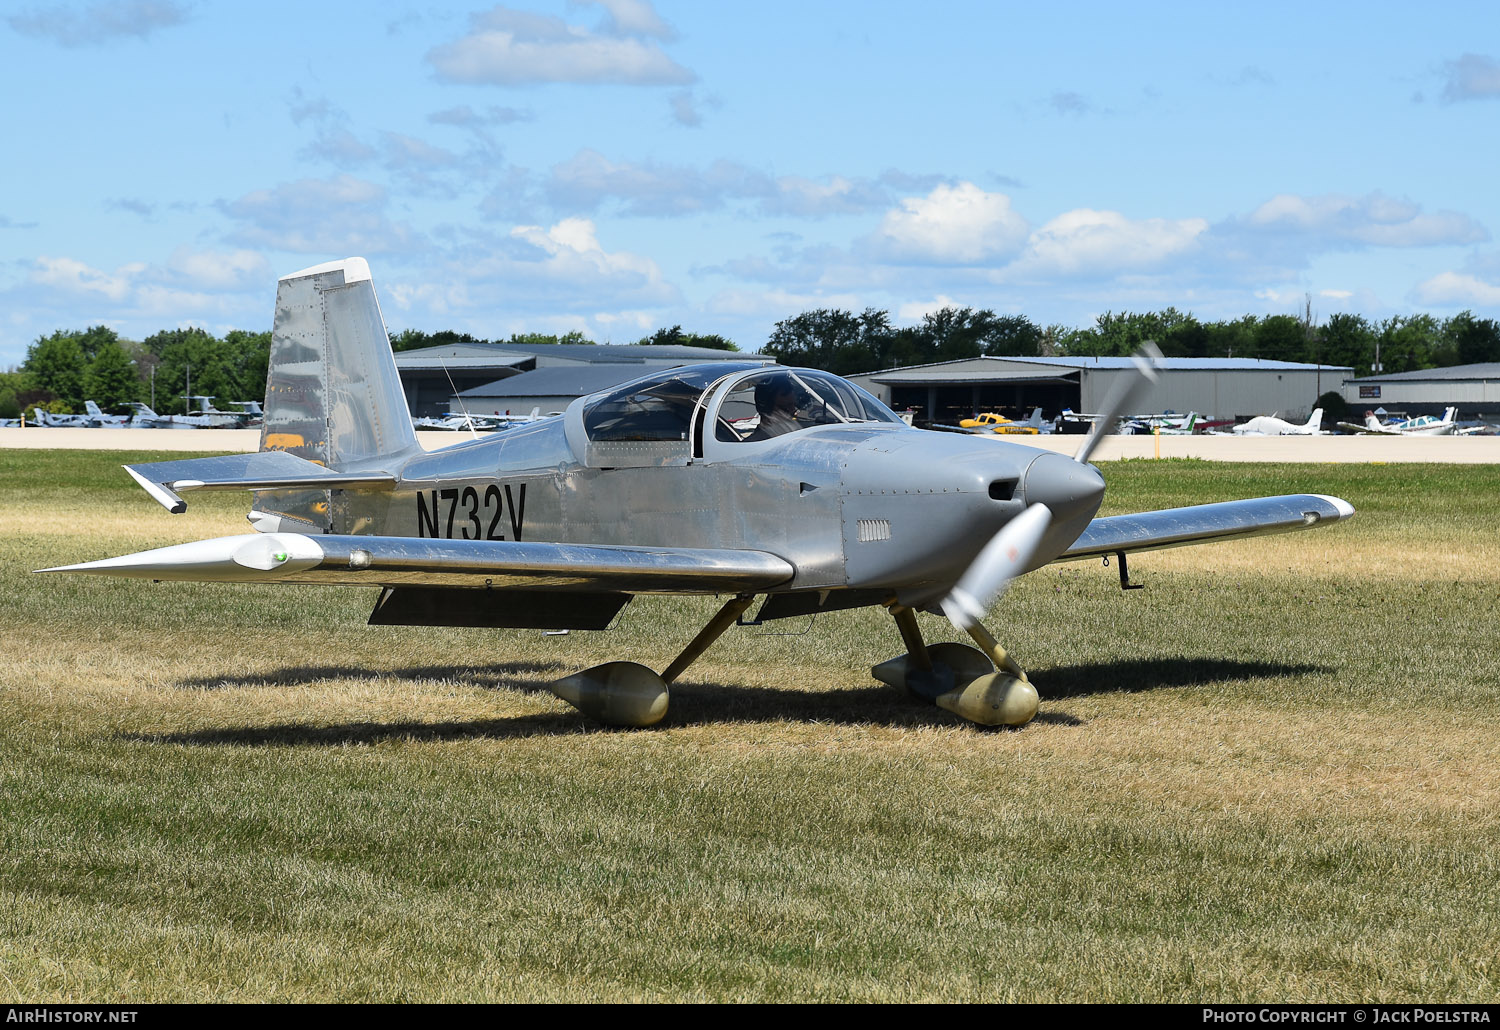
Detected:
left=548, top=595, right=756, bottom=727
left=872, top=604, right=1039, bottom=727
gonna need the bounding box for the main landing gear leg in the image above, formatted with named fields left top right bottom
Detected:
left=548, top=595, right=756, bottom=727
left=872, top=605, right=1039, bottom=727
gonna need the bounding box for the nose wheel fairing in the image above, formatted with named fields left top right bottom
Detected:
left=874, top=605, right=1040, bottom=727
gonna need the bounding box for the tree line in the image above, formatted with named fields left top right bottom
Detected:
left=5, top=305, right=1496, bottom=418
left=1, top=324, right=736, bottom=418
left=762, top=306, right=1500, bottom=377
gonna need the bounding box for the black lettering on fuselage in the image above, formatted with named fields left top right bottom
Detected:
left=416, top=483, right=528, bottom=540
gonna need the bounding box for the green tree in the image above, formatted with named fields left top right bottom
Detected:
left=1256, top=314, right=1307, bottom=362
left=146, top=328, right=237, bottom=415
left=913, top=308, right=1042, bottom=361
left=765, top=308, right=893, bottom=375
left=390, top=329, right=491, bottom=351
left=83, top=340, right=140, bottom=410
left=634, top=325, right=738, bottom=351
left=1379, top=314, right=1444, bottom=372
left=23, top=332, right=86, bottom=411
left=1445, top=311, right=1500, bottom=366
left=1315, top=390, right=1349, bottom=422
left=222, top=330, right=271, bottom=402
left=1317, top=313, right=1375, bottom=372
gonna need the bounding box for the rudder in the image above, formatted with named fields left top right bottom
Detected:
left=260, top=257, right=418, bottom=467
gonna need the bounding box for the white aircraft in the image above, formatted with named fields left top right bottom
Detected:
left=1153, top=412, right=1200, bottom=435
left=31, top=407, right=100, bottom=428
left=1337, top=407, right=1467, bottom=436
left=1059, top=409, right=1198, bottom=435
left=1228, top=409, right=1324, bottom=436
left=414, top=407, right=547, bottom=432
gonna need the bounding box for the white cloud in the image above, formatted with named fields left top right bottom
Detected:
left=1245, top=192, right=1487, bottom=247
left=427, top=4, right=693, bottom=86
left=30, top=256, right=139, bottom=301
left=7, top=0, right=188, bottom=47
left=669, top=90, right=701, bottom=127
left=428, top=105, right=532, bottom=128
left=1319, top=289, right=1353, bottom=300
left=501, top=217, right=678, bottom=305
left=897, top=295, right=960, bottom=321
left=219, top=175, right=419, bottom=255
left=167, top=248, right=271, bottom=291
left=546, top=149, right=768, bottom=215
left=1441, top=53, right=1500, bottom=103
left=705, top=287, right=863, bottom=319
left=1010, top=208, right=1207, bottom=277
left=871, top=182, right=1030, bottom=264
left=1413, top=272, right=1500, bottom=306
left=586, top=0, right=675, bottom=40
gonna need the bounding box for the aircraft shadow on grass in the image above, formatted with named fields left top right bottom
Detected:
left=1035, top=656, right=1329, bottom=700
left=128, top=655, right=1324, bottom=746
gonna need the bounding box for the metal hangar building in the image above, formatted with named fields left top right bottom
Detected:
left=847, top=355, right=1351, bottom=425
left=393, top=342, right=771, bottom=418
left=1342, top=362, right=1500, bottom=418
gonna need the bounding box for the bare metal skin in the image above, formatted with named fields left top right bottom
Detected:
left=45, top=258, right=1354, bottom=729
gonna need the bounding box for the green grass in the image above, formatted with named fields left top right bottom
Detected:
left=1, top=450, right=1498, bottom=1001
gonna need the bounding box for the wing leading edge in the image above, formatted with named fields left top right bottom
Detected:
left=1056, top=493, right=1354, bottom=563
left=39, top=533, right=795, bottom=595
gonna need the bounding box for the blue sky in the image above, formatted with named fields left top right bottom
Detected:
left=3, top=0, right=1499, bottom=367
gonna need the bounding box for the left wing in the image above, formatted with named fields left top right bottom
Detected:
left=1055, top=494, right=1353, bottom=562
left=40, top=533, right=794, bottom=595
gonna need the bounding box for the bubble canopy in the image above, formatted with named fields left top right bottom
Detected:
left=580, top=364, right=901, bottom=444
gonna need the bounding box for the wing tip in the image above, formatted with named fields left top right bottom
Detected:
left=1310, top=494, right=1356, bottom=520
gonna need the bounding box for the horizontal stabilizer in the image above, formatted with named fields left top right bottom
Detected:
left=41, top=533, right=795, bottom=595
left=1056, top=494, right=1354, bottom=562
left=123, top=452, right=396, bottom=514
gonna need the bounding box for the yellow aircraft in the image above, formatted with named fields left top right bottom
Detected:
left=957, top=409, right=1046, bottom=435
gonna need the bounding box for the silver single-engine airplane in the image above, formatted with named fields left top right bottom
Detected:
left=43, top=258, right=1355, bottom=729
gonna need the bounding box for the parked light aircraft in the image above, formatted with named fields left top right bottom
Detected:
left=1337, top=407, right=1465, bottom=436
left=1227, top=409, right=1324, bottom=436
left=954, top=409, right=1051, bottom=435
left=1059, top=409, right=1198, bottom=435
left=42, top=258, right=1355, bottom=729
left=415, top=407, right=548, bottom=432
left=32, top=407, right=104, bottom=428
left=84, top=401, right=131, bottom=426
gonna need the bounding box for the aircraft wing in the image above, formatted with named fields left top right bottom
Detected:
left=40, top=533, right=795, bottom=595
left=1055, top=494, right=1354, bottom=562
left=122, top=452, right=397, bottom=513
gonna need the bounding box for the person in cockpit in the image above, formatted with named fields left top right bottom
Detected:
left=747, top=376, right=804, bottom=440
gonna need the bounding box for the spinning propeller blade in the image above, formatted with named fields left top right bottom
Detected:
left=941, top=341, right=1165, bottom=633
left=1072, top=341, right=1164, bottom=466
left=942, top=502, right=1053, bottom=632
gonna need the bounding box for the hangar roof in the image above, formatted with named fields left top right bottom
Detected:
left=1347, top=362, right=1500, bottom=383
left=857, top=355, right=1352, bottom=377
left=869, top=369, right=1077, bottom=386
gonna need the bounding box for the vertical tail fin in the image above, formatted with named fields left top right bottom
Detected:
left=1305, top=408, right=1323, bottom=431
left=255, top=258, right=418, bottom=534
left=260, top=257, right=418, bottom=468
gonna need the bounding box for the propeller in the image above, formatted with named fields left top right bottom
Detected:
left=942, top=501, right=1053, bottom=632
left=1072, top=340, right=1164, bottom=466
left=941, top=341, right=1165, bottom=634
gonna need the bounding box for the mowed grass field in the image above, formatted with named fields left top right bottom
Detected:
left=1, top=449, right=1498, bottom=1002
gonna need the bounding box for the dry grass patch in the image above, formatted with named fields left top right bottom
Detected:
left=3, top=451, right=1499, bottom=1001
